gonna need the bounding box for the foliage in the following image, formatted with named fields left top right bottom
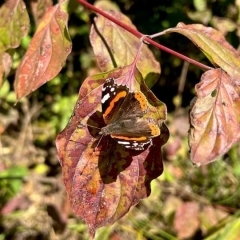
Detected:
left=0, top=166, right=28, bottom=208
left=1, top=0, right=240, bottom=239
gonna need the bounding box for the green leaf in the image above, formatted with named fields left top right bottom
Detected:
left=205, top=217, right=240, bottom=240
left=0, top=0, right=29, bottom=52
left=0, top=166, right=28, bottom=198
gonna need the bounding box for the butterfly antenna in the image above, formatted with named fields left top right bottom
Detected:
left=94, top=134, right=104, bottom=152
left=87, top=124, right=101, bottom=130
left=78, top=121, right=101, bottom=130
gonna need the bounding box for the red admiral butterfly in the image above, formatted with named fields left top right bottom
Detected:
left=99, top=78, right=160, bottom=150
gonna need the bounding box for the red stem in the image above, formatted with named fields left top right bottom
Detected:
left=77, top=0, right=212, bottom=71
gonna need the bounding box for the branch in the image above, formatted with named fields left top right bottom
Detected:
left=77, top=0, right=212, bottom=71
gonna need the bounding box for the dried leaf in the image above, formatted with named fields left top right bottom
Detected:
left=189, top=68, right=240, bottom=165
left=90, top=6, right=160, bottom=88
left=174, top=201, right=200, bottom=239
left=163, top=23, right=240, bottom=164
left=14, top=0, right=72, bottom=99
left=56, top=65, right=168, bottom=237
left=0, top=0, right=29, bottom=52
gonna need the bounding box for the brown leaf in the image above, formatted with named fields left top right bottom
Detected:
left=90, top=7, right=160, bottom=88
left=189, top=68, right=240, bottom=165
left=56, top=65, right=168, bottom=237
left=14, top=0, right=72, bottom=99
left=174, top=201, right=200, bottom=239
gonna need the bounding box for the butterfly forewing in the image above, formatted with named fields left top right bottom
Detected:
left=101, top=78, right=129, bottom=124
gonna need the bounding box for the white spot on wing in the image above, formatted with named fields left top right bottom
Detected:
left=117, top=141, right=130, bottom=145
left=101, top=93, right=110, bottom=104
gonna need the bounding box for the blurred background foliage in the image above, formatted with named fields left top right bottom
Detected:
left=1, top=0, right=240, bottom=239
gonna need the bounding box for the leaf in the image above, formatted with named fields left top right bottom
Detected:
left=163, top=23, right=240, bottom=164
left=0, top=0, right=29, bottom=89
left=0, top=166, right=28, bottom=196
left=30, top=0, right=53, bottom=26
left=174, top=201, right=200, bottom=239
left=164, top=23, right=240, bottom=76
left=0, top=0, right=29, bottom=52
left=89, top=4, right=160, bottom=88
left=0, top=52, right=12, bottom=88
left=56, top=65, right=169, bottom=237
left=205, top=217, right=240, bottom=240
left=200, top=205, right=229, bottom=235
left=14, top=0, right=72, bottom=100
left=189, top=68, right=240, bottom=165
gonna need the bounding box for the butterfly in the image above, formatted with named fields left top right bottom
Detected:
left=98, top=78, right=160, bottom=150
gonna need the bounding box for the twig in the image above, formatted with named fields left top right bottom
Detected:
left=77, top=0, right=212, bottom=71
left=12, top=101, right=42, bottom=162
left=175, top=61, right=190, bottom=111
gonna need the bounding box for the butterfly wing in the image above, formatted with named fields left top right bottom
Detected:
left=101, top=78, right=129, bottom=124
left=116, top=91, right=148, bottom=120
left=100, top=78, right=160, bottom=150
left=110, top=118, right=160, bottom=150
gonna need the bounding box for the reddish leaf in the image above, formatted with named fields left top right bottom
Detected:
left=162, top=23, right=240, bottom=164
left=1, top=195, right=30, bottom=215
left=0, top=0, right=29, bottom=52
left=56, top=65, right=168, bottom=237
left=189, top=68, right=240, bottom=165
left=14, top=0, right=72, bottom=99
left=174, top=201, right=200, bottom=239
left=90, top=5, right=160, bottom=88
left=0, top=52, right=12, bottom=87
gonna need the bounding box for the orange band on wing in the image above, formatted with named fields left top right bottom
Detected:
left=148, top=122, right=160, bottom=136
left=111, top=135, right=147, bottom=141
left=134, top=92, right=148, bottom=111
left=103, top=91, right=127, bottom=118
